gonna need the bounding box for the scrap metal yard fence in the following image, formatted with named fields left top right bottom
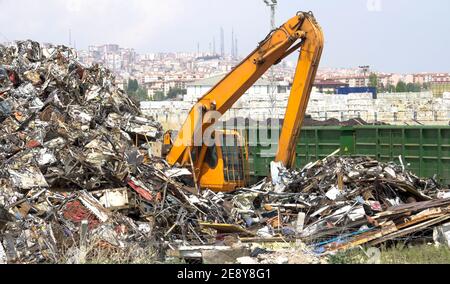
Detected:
left=231, top=125, right=450, bottom=186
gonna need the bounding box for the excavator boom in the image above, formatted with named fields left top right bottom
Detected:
left=275, top=13, right=324, bottom=167
left=166, top=12, right=324, bottom=191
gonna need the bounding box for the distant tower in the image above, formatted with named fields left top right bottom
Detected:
left=359, top=65, right=371, bottom=77
left=197, top=42, right=200, bottom=55
left=231, top=28, right=235, bottom=58
left=359, top=65, right=371, bottom=86
left=264, top=0, right=279, bottom=118
left=69, top=29, right=72, bottom=47
left=220, top=27, right=225, bottom=57
left=213, top=37, right=216, bottom=55
left=263, top=0, right=278, bottom=30
left=235, top=37, right=238, bottom=58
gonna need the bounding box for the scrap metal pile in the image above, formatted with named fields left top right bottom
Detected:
left=225, top=155, right=450, bottom=255
left=0, top=40, right=231, bottom=263
left=166, top=155, right=450, bottom=264
left=1, top=40, right=450, bottom=264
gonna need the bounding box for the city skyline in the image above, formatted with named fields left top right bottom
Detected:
left=70, top=42, right=450, bottom=77
left=0, top=0, right=449, bottom=73
left=73, top=42, right=449, bottom=100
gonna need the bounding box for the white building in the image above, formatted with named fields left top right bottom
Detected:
left=184, top=74, right=289, bottom=103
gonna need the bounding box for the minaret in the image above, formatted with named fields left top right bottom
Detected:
left=231, top=28, right=235, bottom=58
left=220, top=27, right=225, bottom=57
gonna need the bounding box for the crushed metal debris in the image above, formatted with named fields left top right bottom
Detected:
left=1, top=41, right=450, bottom=264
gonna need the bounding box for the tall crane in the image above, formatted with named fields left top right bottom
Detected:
left=165, top=11, right=324, bottom=192
left=264, top=0, right=279, bottom=118
left=264, top=0, right=278, bottom=30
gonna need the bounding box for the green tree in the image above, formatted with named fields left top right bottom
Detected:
left=396, top=81, right=407, bottom=93
left=128, top=87, right=149, bottom=102
left=127, top=78, right=139, bottom=94
left=387, top=84, right=396, bottom=93
left=125, top=78, right=149, bottom=102
left=136, top=87, right=149, bottom=100
left=368, top=73, right=378, bottom=88
left=166, top=87, right=187, bottom=99
left=153, top=91, right=165, bottom=101
left=406, top=83, right=421, bottom=93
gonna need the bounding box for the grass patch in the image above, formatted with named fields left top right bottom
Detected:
left=329, top=244, right=450, bottom=264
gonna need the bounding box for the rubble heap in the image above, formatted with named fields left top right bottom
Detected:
left=1, top=40, right=450, bottom=264
left=227, top=156, right=450, bottom=255
left=0, top=40, right=217, bottom=263
left=0, top=40, right=162, bottom=190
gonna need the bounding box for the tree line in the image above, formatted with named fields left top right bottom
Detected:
left=369, top=73, right=429, bottom=93
left=124, top=78, right=187, bottom=102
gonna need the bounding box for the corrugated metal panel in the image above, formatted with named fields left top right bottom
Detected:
left=238, top=125, right=450, bottom=186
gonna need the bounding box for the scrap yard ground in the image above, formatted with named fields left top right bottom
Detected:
left=1, top=40, right=450, bottom=264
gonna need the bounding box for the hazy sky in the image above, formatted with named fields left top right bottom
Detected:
left=0, top=0, right=449, bottom=73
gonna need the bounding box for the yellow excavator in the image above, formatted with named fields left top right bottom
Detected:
left=164, top=11, right=324, bottom=192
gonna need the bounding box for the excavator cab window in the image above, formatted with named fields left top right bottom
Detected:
left=190, top=146, right=200, bottom=163
left=205, top=145, right=218, bottom=169
left=220, top=134, right=245, bottom=182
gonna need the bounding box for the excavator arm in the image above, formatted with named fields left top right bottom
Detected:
left=166, top=11, right=324, bottom=179
left=275, top=13, right=324, bottom=167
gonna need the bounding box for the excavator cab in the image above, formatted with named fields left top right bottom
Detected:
left=197, top=130, right=249, bottom=192
left=165, top=12, right=324, bottom=192
left=164, top=130, right=249, bottom=192
left=162, top=130, right=177, bottom=156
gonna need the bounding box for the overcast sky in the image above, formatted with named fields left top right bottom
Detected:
left=0, top=0, right=449, bottom=73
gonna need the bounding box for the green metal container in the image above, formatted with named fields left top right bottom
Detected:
left=240, top=125, right=450, bottom=186
left=352, top=126, right=450, bottom=185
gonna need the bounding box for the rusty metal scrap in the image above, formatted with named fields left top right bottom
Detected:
left=2, top=40, right=450, bottom=263
left=221, top=156, right=450, bottom=256
left=0, top=40, right=222, bottom=263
